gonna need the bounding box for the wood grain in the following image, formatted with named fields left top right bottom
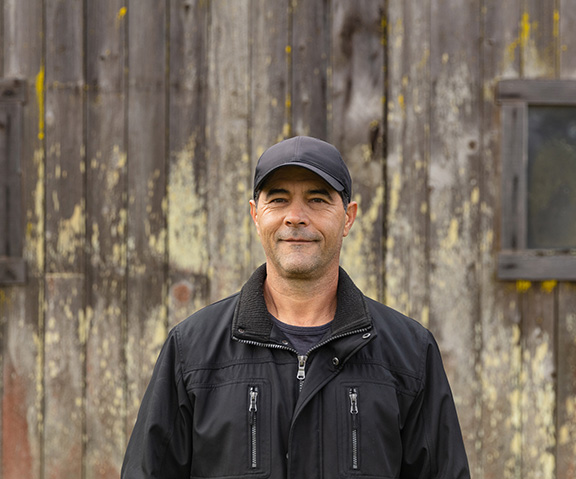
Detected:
left=85, top=1, right=128, bottom=477
left=428, top=0, right=482, bottom=468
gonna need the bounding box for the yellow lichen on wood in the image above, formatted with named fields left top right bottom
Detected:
left=505, top=12, right=554, bottom=75
left=553, top=9, right=560, bottom=39
left=117, top=6, right=127, bottom=21
left=516, top=280, right=531, bottom=293
left=36, top=66, right=45, bottom=140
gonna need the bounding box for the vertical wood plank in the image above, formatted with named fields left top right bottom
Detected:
left=480, top=1, right=523, bottom=478
left=557, top=4, right=576, bottom=477
left=520, top=2, right=558, bottom=478
left=1, top=282, right=42, bottom=479
left=291, top=0, right=329, bottom=138
left=331, top=0, right=386, bottom=301
left=125, top=0, right=168, bottom=438
left=249, top=0, right=290, bottom=270
left=45, top=0, right=85, bottom=274
left=522, top=0, right=558, bottom=77
left=559, top=0, right=576, bottom=77
left=385, top=0, right=431, bottom=319
left=206, top=0, right=251, bottom=301
left=85, top=2, right=128, bottom=477
left=520, top=282, right=557, bottom=479
left=557, top=283, right=576, bottom=479
left=428, top=0, right=482, bottom=471
left=1, top=1, right=44, bottom=478
left=44, top=1, right=86, bottom=478
left=167, top=0, right=210, bottom=327
left=0, top=0, right=3, bottom=77
left=43, top=277, right=83, bottom=479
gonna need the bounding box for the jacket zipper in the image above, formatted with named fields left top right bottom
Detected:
left=349, top=387, right=359, bottom=470
left=235, top=327, right=371, bottom=392
left=249, top=386, right=259, bottom=468
left=297, top=355, right=307, bottom=392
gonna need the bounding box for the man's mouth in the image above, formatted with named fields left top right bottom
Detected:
left=279, top=236, right=318, bottom=245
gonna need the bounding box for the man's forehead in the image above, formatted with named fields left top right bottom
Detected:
left=260, top=166, right=335, bottom=191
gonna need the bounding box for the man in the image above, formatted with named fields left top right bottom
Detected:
left=122, top=136, right=470, bottom=478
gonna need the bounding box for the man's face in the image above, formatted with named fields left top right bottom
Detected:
left=250, top=166, right=357, bottom=281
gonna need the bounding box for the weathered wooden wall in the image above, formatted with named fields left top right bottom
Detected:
left=0, top=1, right=574, bottom=478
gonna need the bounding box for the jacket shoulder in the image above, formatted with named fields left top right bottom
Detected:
left=364, top=296, right=436, bottom=380
left=174, top=292, right=240, bottom=333
left=168, top=293, right=240, bottom=365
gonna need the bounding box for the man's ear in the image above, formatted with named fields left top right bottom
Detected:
left=343, top=201, right=358, bottom=237
left=249, top=199, right=260, bottom=235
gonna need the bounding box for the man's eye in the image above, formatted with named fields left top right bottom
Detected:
left=310, top=197, right=326, bottom=203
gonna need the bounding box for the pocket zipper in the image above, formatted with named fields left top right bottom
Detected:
left=249, top=386, right=259, bottom=468
left=349, top=388, right=359, bottom=470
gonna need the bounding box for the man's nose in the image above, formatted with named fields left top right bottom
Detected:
left=284, top=200, right=309, bottom=226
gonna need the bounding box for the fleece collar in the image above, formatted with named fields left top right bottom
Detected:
left=231, top=264, right=372, bottom=343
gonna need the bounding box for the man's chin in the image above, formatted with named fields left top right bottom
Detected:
left=276, top=259, right=323, bottom=279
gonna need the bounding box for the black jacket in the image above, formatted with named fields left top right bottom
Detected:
left=122, top=265, right=470, bottom=479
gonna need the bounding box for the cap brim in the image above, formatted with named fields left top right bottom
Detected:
left=254, top=162, right=346, bottom=194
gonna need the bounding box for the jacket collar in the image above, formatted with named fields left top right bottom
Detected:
left=231, top=264, right=372, bottom=343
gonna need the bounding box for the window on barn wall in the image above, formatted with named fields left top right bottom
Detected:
left=497, top=80, right=576, bottom=280
left=0, top=79, right=26, bottom=285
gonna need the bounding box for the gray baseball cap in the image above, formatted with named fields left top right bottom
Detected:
left=253, top=136, right=352, bottom=201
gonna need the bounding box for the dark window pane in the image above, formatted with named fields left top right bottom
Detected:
left=527, top=106, right=576, bottom=249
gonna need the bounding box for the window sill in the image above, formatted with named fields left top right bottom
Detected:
left=498, top=250, right=576, bottom=281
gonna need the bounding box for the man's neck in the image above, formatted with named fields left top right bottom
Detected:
left=263, top=266, right=339, bottom=327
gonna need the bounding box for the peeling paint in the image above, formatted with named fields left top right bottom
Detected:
left=57, top=203, right=85, bottom=260
left=79, top=307, right=91, bottom=347
left=389, top=171, right=401, bottom=218
left=471, top=186, right=479, bottom=205
left=341, top=184, right=384, bottom=300
left=420, top=305, right=429, bottom=328
left=168, top=135, right=208, bottom=272
left=443, top=218, right=459, bottom=248
left=26, top=148, right=46, bottom=270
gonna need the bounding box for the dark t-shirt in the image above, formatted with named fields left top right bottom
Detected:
left=271, top=315, right=332, bottom=355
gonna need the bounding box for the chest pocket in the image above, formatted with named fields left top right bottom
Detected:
left=337, top=382, right=404, bottom=478
left=190, top=379, right=271, bottom=478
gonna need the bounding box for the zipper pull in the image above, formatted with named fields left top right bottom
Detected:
left=249, top=386, right=258, bottom=424
left=349, top=388, right=359, bottom=426
left=297, top=355, right=307, bottom=381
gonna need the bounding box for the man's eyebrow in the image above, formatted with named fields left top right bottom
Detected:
left=263, top=187, right=334, bottom=198
left=308, top=188, right=334, bottom=197
left=263, top=187, right=289, bottom=197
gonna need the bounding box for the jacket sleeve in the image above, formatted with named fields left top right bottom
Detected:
left=400, top=332, right=471, bottom=479
left=121, top=328, right=194, bottom=479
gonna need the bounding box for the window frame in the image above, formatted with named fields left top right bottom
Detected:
left=0, top=78, right=26, bottom=285
left=497, top=79, right=576, bottom=280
